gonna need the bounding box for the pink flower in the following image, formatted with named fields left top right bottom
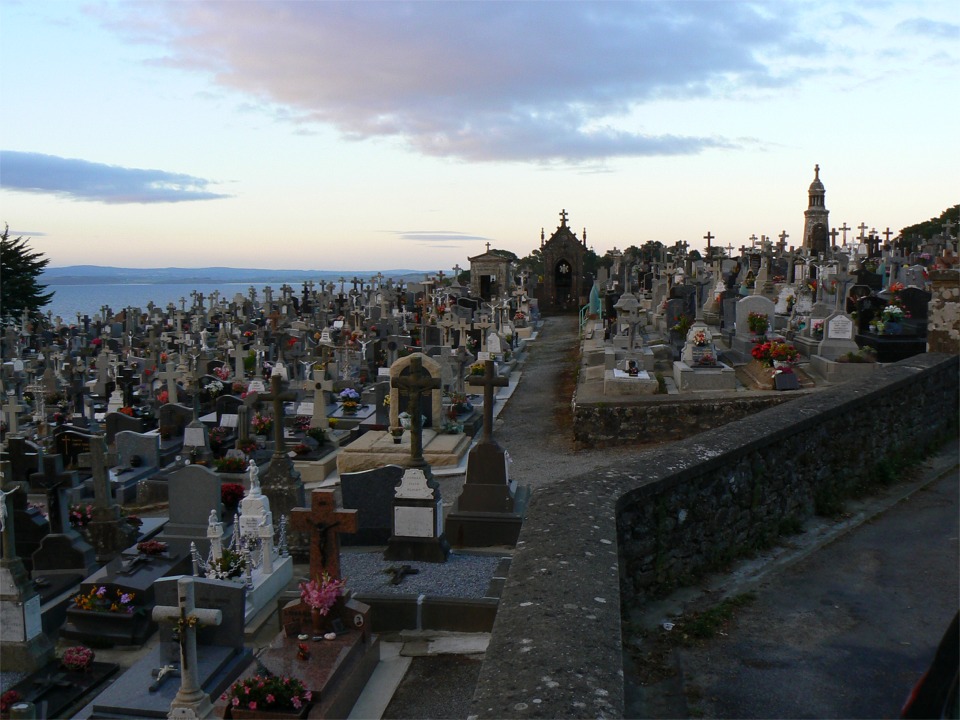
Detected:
left=292, top=697, right=302, bottom=709
left=265, top=694, right=275, bottom=704
left=244, top=686, right=250, bottom=695
left=248, top=701, right=257, bottom=710
left=304, top=690, right=312, bottom=701
left=231, top=698, right=239, bottom=707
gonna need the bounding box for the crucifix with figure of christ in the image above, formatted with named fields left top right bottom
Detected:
left=391, top=355, right=441, bottom=468
left=291, top=489, right=357, bottom=581
left=259, top=373, right=297, bottom=459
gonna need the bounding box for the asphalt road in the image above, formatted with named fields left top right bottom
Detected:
left=672, top=462, right=959, bottom=719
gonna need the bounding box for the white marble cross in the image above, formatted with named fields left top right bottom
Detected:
left=152, top=577, right=222, bottom=719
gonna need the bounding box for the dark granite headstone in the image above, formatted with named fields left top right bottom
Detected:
left=855, top=295, right=886, bottom=333
left=664, top=298, right=686, bottom=331
left=53, top=428, right=97, bottom=470
left=340, top=465, right=405, bottom=545
left=31, top=532, right=97, bottom=577
left=6, top=660, right=118, bottom=720
left=10, top=484, right=50, bottom=571
left=854, top=267, right=883, bottom=291
left=1, top=435, right=42, bottom=484
left=104, top=411, right=146, bottom=446
left=157, top=403, right=193, bottom=439
left=669, top=284, right=698, bottom=320
left=897, top=286, right=931, bottom=336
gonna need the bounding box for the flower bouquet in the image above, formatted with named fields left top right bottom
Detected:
left=61, top=645, right=95, bottom=672
left=299, top=572, right=345, bottom=616
left=300, top=572, right=346, bottom=634
left=215, top=456, right=248, bottom=473
left=692, top=329, right=708, bottom=347
left=252, top=413, right=273, bottom=435
left=204, top=379, right=224, bottom=398
left=136, top=540, right=168, bottom=556
left=747, top=312, right=769, bottom=335
left=208, top=426, right=230, bottom=444
left=221, top=674, right=312, bottom=717
left=751, top=340, right=799, bottom=368
left=1, top=690, right=23, bottom=717
left=73, top=586, right=136, bottom=614
left=69, top=503, right=94, bottom=528
left=339, top=388, right=361, bottom=412
left=221, top=482, right=246, bottom=508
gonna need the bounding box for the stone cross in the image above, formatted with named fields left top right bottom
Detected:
left=1, top=472, right=19, bottom=557
left=90, top=436, right=114, bottom=510
left=231, top=342, right=246, bottom=382
left=2, top=393, right=24, bottom=435
left=259, top=374, right=297, bottom=459
left=152, top=576, right=222, bottom=718
left=311, top=368, right=332, bottom=430
left=439, top=313, right=456, bottom=346
left=467, top=360, right=508, bottom=445
left=474, top=315, right=493, bottom=352
left=157, top=362, right=179, bottom=403
left=291, top=489, right=357, bottom=581
left=391, top=356, right=441, bottom=466
left=454, top=317, right=472, bottom=349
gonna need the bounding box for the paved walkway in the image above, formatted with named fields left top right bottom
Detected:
left=630, top=444, right=959, bottom=719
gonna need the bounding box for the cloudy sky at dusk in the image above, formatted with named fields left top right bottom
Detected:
left=2, top=1, right=957, bottom=271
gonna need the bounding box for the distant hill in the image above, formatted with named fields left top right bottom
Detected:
left=41, top=265, right=435, bottom=285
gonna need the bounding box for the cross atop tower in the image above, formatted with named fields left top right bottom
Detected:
left=559, top=209, right=569, bottom=227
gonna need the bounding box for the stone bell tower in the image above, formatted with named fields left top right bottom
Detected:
left=802, top=164, right=830, bottom=255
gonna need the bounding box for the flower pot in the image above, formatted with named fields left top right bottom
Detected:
left=65, top=608, right=155, bottom=646
left=883, top=321, right=902, bottom=335
left=226, top=705, right=310, bottom=719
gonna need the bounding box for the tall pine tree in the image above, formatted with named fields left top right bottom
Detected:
left=1, top=224, right=55, bottom=324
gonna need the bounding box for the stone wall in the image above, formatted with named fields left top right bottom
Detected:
left=928, top=269, right=960, bottom=354
left=572, top=392, right=799, bottom=447
left=471, top=352, right=958, bottom=719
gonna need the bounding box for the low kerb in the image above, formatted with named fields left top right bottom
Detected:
left=336, top=429, right=471, bottom=474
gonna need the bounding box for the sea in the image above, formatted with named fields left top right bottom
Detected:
left=44, top=282, right=303, bottom=323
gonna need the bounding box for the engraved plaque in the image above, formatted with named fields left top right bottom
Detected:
left=395, top=506, right=434, bottom=538
left=183, top=427, right=206, bottom=446
left=24, top=594, right=42, bottom=640
left=827, top=315, right=854, bottom=340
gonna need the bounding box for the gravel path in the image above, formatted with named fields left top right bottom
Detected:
left=497, top=315, right=642, bottom=488
left=341, top=549, right=503, bottom=597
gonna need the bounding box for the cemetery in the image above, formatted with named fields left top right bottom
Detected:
left=0, top=258, right=540, bottom=718
left=0, top=191, right=958, bottom=718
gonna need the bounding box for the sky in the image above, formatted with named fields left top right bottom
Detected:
left=1, top=1, right=958, bottom=272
